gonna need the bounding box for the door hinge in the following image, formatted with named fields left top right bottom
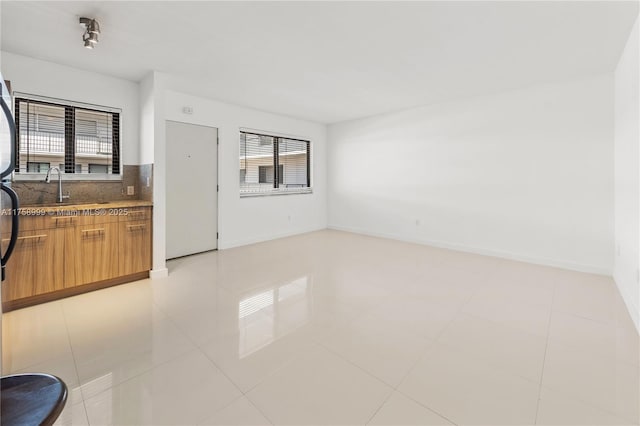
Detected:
left=216, top=232, right=219, bottom=240
left=217, top=184, right=219, bottom=192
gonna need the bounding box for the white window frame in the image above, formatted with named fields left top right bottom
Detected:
left=239, top=128, right=312, bottom=198
left=12, top=92, right=123, bottom=181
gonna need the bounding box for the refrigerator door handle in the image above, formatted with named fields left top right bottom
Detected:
left=0, top=96, right=15, bottom=179
left=1, top=184, right=19, bottom=281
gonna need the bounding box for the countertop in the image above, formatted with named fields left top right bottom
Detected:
left=20, top=200, right=153, bottom=212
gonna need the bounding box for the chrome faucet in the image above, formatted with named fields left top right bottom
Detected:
left=44, top=167, right=70, bottom=203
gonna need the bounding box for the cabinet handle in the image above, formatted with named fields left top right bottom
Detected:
left=53, top=216, right=75, bottom=226
left=127, top=224, right=146, bottom=231
left=2, top=234, right=47, bottom=243
left=81, top=228, right=105, bottom=237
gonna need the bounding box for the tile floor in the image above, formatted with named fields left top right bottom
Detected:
left=2, top=230, right=639, bottom=425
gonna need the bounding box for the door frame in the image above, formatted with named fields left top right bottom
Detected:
left=165, top=119, right=219, bottom=260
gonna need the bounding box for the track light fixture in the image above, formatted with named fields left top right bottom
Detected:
left=79, top=17, right=100, bottom=49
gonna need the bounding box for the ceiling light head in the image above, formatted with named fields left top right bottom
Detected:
left=83, top=31, right=99, bottom=43
left=79, top=17, right=100, bottom=48
left=87, top=20, right=100, bottom=35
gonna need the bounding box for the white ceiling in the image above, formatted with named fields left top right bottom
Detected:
left=1, top=1, right=638, bottom=124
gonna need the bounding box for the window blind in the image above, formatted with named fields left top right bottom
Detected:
left=75, top=108, right=115, bottom=174
left=15, top=97, right=120, bottom=175
left=279, top=138, right=310, bottom=192
left=239, top=131, right=311, bottom=196
left=15, top=100, right=66, bottom=173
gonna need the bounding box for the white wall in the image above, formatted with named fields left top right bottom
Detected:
left=138, top=71, right=170, bottom=277
left=0, top=51, right=140, bottom=165
left=139, top=72, right=155, bottom=165
left=614, top=17, right=640, bottom=332
left=328, top=74, right=615, bottom=274
left=160, top=81, right=327, bottom=251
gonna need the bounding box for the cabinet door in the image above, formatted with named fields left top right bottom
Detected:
left=72, top=222, right=119, bottom=286
left=119, top=220, right=151, bottom=275
left=1, top=229, right=65, bottom=302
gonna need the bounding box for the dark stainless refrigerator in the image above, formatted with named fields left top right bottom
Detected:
left=0, top=74, right=20, bottom=297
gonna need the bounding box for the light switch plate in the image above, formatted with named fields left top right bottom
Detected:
left=127, top=186, right=135, bottom=195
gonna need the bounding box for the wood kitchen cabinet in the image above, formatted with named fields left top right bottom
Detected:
left=71, top=222, right=119, bottom=286
left=119, top=206, right=152, bottom=275
left=1, top=212, right=76, bottom=302
left=1, top=228, right=65, bottom=301
left=1, top=202, right=153, bottom=311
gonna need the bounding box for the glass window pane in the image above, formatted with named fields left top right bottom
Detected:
left=240, top=132, right=276, bottom=194
left=16, top=99, right=120, bottom=176
left=239, top=132, right=310, bottom=195
left=26, top=161, right=50, bottom=173
left=75, top=109, right=113, bottom=174
left=279, top=138, right=309, bottom=190
left=88, top=163, right=109, bottom=174
left=17, top=101, right=65, bottom=174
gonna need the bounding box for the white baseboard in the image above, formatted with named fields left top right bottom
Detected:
left=613, top=272, right=640, bottom=335
left=219, top=226, right=327, bottom=250
left=149, top=268, right=169, bottom=279
left=327, top=224, right=612, bottom=276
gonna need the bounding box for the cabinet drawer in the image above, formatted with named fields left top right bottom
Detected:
left=119, top=207, right=151, bottom=222
left=75, top=211, right=119, bottom=226
left=2, top=214, right=78, bottom=232
left=48, top=215, right=79, bottom=229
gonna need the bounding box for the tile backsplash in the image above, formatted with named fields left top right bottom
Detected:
left=11, top=164, right=154, bottom=205
left=138, top=164, right=153, bottom=202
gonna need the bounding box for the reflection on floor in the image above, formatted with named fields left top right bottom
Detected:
left=2, top=230, right=639, bottom=425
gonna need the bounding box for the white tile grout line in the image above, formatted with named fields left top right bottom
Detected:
left=308, top=285, right=467, bottom=426
left=534, top=330, right=640, bottom=423
left=383, top=275, right=477, bottom=426
left=533, top=275, right=557, bottom=425
left=161, top=260, right=398, bottom=399
left=185, top=274, right=406, bottom=420
left=344, top=335, right=452, bottom=425
left=17, top=242, right=630, bottom=425
left=192, top=392, right=276, bottom=426
left=389, top=344, right=458, bottom=426
left=393, top=388, right=459, bottom=426
left=147, top=279, right=284, bottom=426
left=147, top=295, right=260, bottom=424
left=317, top=258, right=488, bottom=425
left=59, top=282, right=202, bottom=407
left=79, top=346, right=208, bottom=411
left=385, top=265, right=552, bottom=426
left=536, top=276, right=633, bottom=424
left=362, top=388, right=395, bottom=425
left=59, top=299, right=91, bottom=426
left=244, top=396, right=276, bottom=426
left=281, top=341, right=397, bottom=426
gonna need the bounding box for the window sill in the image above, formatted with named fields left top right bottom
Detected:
left=12, top=173, right=122, bottom=182
left=240, top=188, right=313, bottom=198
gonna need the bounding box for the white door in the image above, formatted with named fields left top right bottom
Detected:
left=166, top=121, right=218, bottom=259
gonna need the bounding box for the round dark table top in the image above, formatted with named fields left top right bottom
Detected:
left=1, top=373, right=68, bottom=426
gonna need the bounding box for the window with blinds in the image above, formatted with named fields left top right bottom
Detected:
left=239, top=131, right=311, bottom=196
left=15, top=97, right=120, bottom=175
